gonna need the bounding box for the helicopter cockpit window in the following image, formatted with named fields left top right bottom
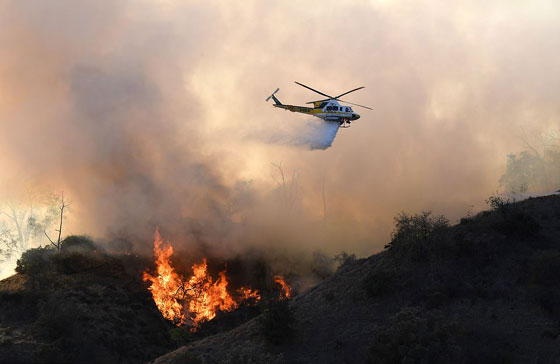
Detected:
left=345, top=107, right=350, bottom=112
left=326, top=106, right=332, bottom=111
left=333, top=106, right=338, bottom=111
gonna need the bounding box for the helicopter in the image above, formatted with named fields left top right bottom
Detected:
left=266, top=81, right=372, bottom=128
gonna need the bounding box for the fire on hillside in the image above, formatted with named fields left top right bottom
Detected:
left=143, top=229, right=289, bottom=331
left=274, top=275, right=291, bottom=299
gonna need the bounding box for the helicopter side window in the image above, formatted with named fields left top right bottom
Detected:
left=333, top=106, right=338, bottom=111
left=326, top=106, right=332, bottom=111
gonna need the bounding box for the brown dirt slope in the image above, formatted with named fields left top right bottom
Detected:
left=152, top=195, right=560, bottom=364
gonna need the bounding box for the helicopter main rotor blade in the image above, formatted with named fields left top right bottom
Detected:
left=295, top=81, right=333, bottom=99
left=334, top=86, right=365, bottom=99
left=304, top=86, right=366, bottom=104
left=338, top=99, right=373, bottom=110
left=306, top=98, right=331, bottom=104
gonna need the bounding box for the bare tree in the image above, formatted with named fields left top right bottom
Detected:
left=0, top=227, right=18, bottom=261
left=520, top=128, right=550, bottom=189
left=0, top=189, right=59, bottom=258
left=270, top=161, right=298, bottom=209
left=44, top=192, right=69, bottom=252
left=1, top=203, right=34, bottom=255
left=501, top=127, right=560, bottom=193
left=543, top=129, right=560, bottom=151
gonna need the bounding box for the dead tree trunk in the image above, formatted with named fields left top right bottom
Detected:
left=44, top=192, right=68, bottom=252
left=271, top=162, right=298, bottom=209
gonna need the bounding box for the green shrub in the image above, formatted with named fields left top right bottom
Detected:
left=486, top=193, right=511, bottom=215
left=14, top=238, right=102, bottom=278
left=485, top=193, right=541, bottom=237
left=61, top=235, right=97, bottom=253
left=15, top=246, right=55, bottom=275
left=385, top=211, right=449, bottom=260
left=259, top=300, right=295, bottom=344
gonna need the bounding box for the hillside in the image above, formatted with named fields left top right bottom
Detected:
left=1, top=195, right=559, bottom=364
left=0, top=245, right=175, bottom=363
left=152, top=194, right=560, bottom=364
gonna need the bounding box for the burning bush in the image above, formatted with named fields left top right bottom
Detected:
left=273, top=275, right=291, bottom=299
left=15, top=236, right=101, bottom=278
left=142, top=229, right=262, bottom=330
left=15, top=246, right=55, bottom=276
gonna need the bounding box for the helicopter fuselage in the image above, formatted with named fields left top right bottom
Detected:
left=273, top=100, right=360, bottom=123
left=266, top=83, right=370, bottom=127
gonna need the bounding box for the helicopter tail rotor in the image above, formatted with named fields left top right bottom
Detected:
left=266, top=88, right=280, bottom=103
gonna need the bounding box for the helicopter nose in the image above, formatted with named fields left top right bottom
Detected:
left=352, top=114, right=360, bottom=120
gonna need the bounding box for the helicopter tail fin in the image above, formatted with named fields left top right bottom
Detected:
left=265, top=88, right=282, bottom=105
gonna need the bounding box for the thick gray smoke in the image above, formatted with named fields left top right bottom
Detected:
left=0, top=0, right=233, bottom=254
left=1, top=0, right=559, bottom=279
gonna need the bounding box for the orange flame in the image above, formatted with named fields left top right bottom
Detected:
left=274, top=275, right=291, bottom=299
left=237, top=286, right=262, bottom=302
left=142, top=229, right=186, bottom=325
left=183, top=259, right=238, bottom=326
left=143, top=229, right=260, bottom=329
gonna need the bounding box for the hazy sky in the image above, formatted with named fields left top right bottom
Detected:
left=0, top=0, right=559, bottom=258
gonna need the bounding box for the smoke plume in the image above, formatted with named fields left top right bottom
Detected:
left=0, top=0, right=559, bottom=277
